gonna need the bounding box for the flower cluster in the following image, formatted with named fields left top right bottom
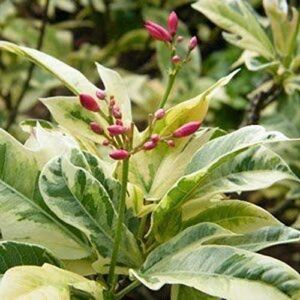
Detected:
left=144, top=11, right=198, bottom=65
left=79, top=91, right=202, bottom=160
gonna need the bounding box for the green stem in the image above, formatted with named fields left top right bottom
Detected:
left=158, top=69, right=178, bottom=109
left=108, top=158, right=130, bottom=291
left=115, top=281, right=141, bottom=300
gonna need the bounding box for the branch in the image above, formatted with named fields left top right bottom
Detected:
left=5, top=0, right=50, bottom=130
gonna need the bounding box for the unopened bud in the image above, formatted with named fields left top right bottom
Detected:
left=109, top=149, right=130, bottom=160
left=189, top=36, right=198, bottom=51
left=143, top=140, right=157, bottom=151
left=151, top=134, right=160, bottom=143
left=116, top=119, right=123, bottom=126
left=79, top=94, right=100, bottom=112
left=109, top=97, right=116, bottom=107
left=96, top=89, right=106, bottom=100
left=176, top=35, right=183, bottom=43
left=154, top=108, right=165, bottom=120
left=102, top=140, right=110, bottom=146
left=172, top=55, right=181, bottom=64
left=168, top=11, right=178, bottom=37
left=167, top=140, right=175, bottom=147
left=173, top=121, right=201, bottom=138
left=112, top=106, right=122, bottom=119
left=145, top=21, right=172, bottom=42
left=108, top=125, right=127, bottom=136
left=90, top=122, right=103, bottom=134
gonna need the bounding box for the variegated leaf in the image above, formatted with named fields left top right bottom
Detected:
left=0, top=264, right=103, bottom=299
left=39, top=148, right=143, bottom=269
left=192, top=0, right=275, bottom=59
left=0, top=129, right=90, bottom=259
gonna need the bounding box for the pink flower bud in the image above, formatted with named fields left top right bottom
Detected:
left=108, top=125, right=127, bottom=136
left=154, top=108, right=165, bottom=120
left=109, top=149, right=130, bottom=160
left=116, top=119, right=123, bottom=126
left=168, top=11, right=178, bottom=36
left=96, top=89, right=106, bottom=100
left=90, top=122, right=103, bottom=134
left=102, top=140, right=110, bottom=146
left=151, top=134, right=160, bottom=143
left=145, top=21, right=172, bottom=42
left=143, top=140, right=157, bottom=151
left=189, top=36, right=198, bottom=51
left=112, top=106, right=122, bottom=119
left=177, top=35, right=183, bottom=43
left=79, top=94, right=100, bottom=112
left=172, top=55, right=181, bottom=64
left=173, top=121, right=201, bottom=138
left=167, top=140, right=175, bottom=147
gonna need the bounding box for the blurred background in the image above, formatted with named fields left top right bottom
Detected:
left=0, top=0, right=299, bottom=291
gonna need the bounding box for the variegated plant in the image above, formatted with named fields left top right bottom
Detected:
left=0, top=10, right=300, bottom=300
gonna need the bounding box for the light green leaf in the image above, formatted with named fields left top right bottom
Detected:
left=0, top=129, right=91, bottom=259
left=205, top=225, right=300, bottom=251
left=0, top=241, right=62, bottom=274
left=131, top=243, right=300, bottom=300
left=129, top=71, right=237, bottom=200
left=192, top=0, right=275, bottom=59
left=263, top=0, right=299, bottom=57
left=0, top=41, right=97, bottom=95
left=0, top=263, right=103, bottom=300
left=39, top=148, right=143, bottom=268
left=153, top=126, right=299, bottom=241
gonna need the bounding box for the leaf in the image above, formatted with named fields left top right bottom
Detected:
left=0, top=241, right=62, bottom=274
left=39, top=148, right=143, bottom=268
left=171, top=285, right=219, bottom=300
left=131, top=242, right=300, bottom=300
left=0, top=41, right=97, bottom=95
left=205, top=225, right=300, bottom=252
left=129, top=71, right=237, bottom=200
left=192, top=0, right=275, bottom=59
left=0, top=263, right=103, bottom=299
left=0, top=130, right=91, bottom=259
left=263, top=0, right=299, bottom=57
left=152, top=126, right=299, bottom=241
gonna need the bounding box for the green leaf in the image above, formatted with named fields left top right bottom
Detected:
left=0, top=263, right=103, bottom=299
left=0, top=41, right=97, bottom=95
left=263, top=0, right=299, bottom=57
left=205, top=225, right=300, bottom=251
left=131, top=243, right=300, bottom=299
left=0, top=130, right=91, bottom=259
left=39, top=148, right=143, bottom=269
left=192, top=0, right=275, bottom=59
left=0, top=241, right=62, bottom=274
left=171, top=285, right=219, bottom=300
left=152, top=126, right=299, bottom=241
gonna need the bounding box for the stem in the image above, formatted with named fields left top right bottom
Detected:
left=137, top=215, right=147, bottom=240
left=108, top=158, right=130, bottom=291
left=115, top=281, right=141, bottom=300
left=5, top=0, right=50, bottom=130
left=158, top=67, right=178, bottom=109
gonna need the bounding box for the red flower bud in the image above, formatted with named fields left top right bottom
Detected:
left=189, top=36, right=198, bottom=51
left=168, top=11, right=178, bottom=36
left=154, top=108, right=165, bottom=120
left=177, top=35, right=183, bottom=43
left=109, top=149, right=130, bottom=160
left=90, top=122, right=103, bottom=134
left=96, top=89, right=106, bottom=100
left=167, top=140, right=175, bottom=147
left=112, top=106, right=122, bottom=119
left=102, top=140, right=110, bottom=146
left=173, top=121, right=201, bottom=138
left=172, top=55, right=181, bottom=64
left=145, top=21, right=172, bottom=42
left=143, top=140, right=157, bottom=151
left=151, top=134, right=160, bottom=143
left=79, top=94, right=100, bottom=112
left=108, top=125, right=127, bottom=136
left=116, top=119, right=123, bottom=126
